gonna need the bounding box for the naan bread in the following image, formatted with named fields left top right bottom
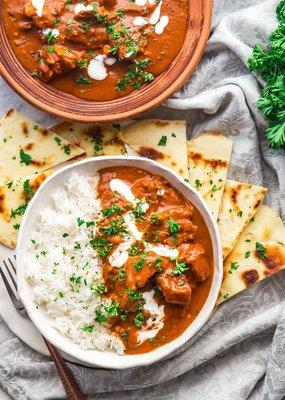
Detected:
left=119, top=120, right=188, bottom=178
left=53, top=122, right=126, bottom=158
left=218, top=180, right=268, bottom=259
left=187, top=132, right=233, bottom=220
left=217, top=205, right=285, bottom=304
left=0, top=109, right=85, bottom=182
left=0, top=171, right=52, bottom=248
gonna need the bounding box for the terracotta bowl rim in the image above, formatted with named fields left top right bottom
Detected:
left=0, top=0, right=212, bottom=123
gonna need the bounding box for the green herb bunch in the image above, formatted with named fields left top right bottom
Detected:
left=248, top=0, right=285, bottom=149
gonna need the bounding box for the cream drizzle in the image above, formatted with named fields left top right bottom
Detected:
left=32, top=0, right=45, bottom=17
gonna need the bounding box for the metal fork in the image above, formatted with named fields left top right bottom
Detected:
left=0, top=256, right=87, bottom=400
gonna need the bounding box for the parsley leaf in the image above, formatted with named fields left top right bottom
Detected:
left=158, top=135, right=167, bottom=146
left=255, top=242, right=267, bottom=260
left=19, top=149, right=32, bottom=165
left=172, top=260, right=189, bottom=276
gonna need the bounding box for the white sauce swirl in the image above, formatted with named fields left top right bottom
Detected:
left=155, top=15, right=169, bottom=34
left=32, top=0, right=45, bottom=17
left=42, top=28, right=60, bottom=38
left=137, top=290, right=164, bottom=344
left=133, top=16, right=149, bottom=26
left=87, top=55, right=108, bottom=81
left=74, top=3, right=93, bottom=14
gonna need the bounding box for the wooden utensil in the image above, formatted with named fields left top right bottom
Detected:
left=43, top=338, right=87, bottom=400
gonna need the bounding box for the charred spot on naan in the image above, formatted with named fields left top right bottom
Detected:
left=21, top=122, right=29, bottom=136
left=137, top=147, right=165, bottom=160
left=188, top=151, right=229, bottom=169
left=260, top=245, right=285, bottom=275
left=241, top=269, right=259, bottom=287
left=0, top=191, right=5, bottom=214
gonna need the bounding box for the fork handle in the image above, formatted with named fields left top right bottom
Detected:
left=43, top=338, right=87, bottom=400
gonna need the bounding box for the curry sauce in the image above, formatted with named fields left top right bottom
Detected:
left=92, top=167, right=213, bottom=354
left=3, top=0, right=188, bottom=101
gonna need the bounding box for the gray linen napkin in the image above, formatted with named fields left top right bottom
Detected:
left=0, top=0, right=285, bottom=398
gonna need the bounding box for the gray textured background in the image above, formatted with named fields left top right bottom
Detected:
left=0, top=0, right=285, bottom=398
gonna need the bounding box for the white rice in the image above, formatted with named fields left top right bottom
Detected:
left=24, top=172, right=124, bottom=354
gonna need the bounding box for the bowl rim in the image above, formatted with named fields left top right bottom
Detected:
left=0, top=0, right=212, bottom=122
left=16, top=156, right=223, bottom=369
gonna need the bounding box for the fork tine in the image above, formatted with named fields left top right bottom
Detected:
left=7, top=257, right=17, bottom=279
left=1, top=259, right=20, bottom=301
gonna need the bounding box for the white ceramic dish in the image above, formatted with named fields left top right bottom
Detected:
left=17, top=156, right=223, bottom=369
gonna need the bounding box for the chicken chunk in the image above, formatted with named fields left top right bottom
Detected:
left=125, top=253, right=157, bottom=289
left=156, top=269, right=191, bottom=305
left=37, top=45, right=84, bottom=81
left=178, top=243, right=210, bottom=282
left=24, top=0, right=66, bottom=28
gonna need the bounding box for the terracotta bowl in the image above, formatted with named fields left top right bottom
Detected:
left=0, top=0, right=212, bottom=123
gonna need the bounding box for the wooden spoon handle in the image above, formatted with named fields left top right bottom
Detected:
left=43, top=338, right=87, bottom=400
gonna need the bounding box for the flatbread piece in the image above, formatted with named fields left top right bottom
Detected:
left=0, top=170, right=52, bottom=248
left=187, top=132, right=233, bottom=220
left=0, top=109, right=85, bottom=182
left=218, top=179, right=268, bottom=259
left=53, top=122, right=126, bottom=158
left=119, top=119, right=189, bottom=178
left=217, top=205, right=285, bottom=304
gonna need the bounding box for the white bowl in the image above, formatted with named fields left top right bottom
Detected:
left=17, top=156, right=223, bottom=369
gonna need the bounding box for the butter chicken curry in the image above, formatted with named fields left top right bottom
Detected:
left=92, top=167, right=213, bottom=353
left=3, top=0, right=188, bottom=101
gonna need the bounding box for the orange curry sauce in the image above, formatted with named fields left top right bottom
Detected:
left=3, top=0, right=188, bottom=101
left=93, top=167, right=213, bottom=354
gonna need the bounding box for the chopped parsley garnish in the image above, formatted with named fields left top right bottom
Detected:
left=195, top=179, right=202, bottom=188
left=229, top=262, right=239, bottom=274
left=75, top=75, right=92, bottom=85
left=104, top=300, right=120, bottom=317
left=10, top=204, right=27, bottom=218
left=62, top=233, right=69, bottom=237
left=19, top=149, right=32, bottom=165
left=255, top=242, right=267, bottom=260
left=118, top=267, right=126, bottom=280
left=58, top=291, right=64, bottom=298
left=53, top=18, right=60, bottom=26
left=172, top=260, right=189, bottom=276
left=133, top=251, right=148, bottom=271
left=223, top=293, right=229, bottom=300
left=90, top=236, right=113, bottom=257
left=155, top=257, right=163, bottom=272
left=134, top=312, right=144, bottom=328
left=129, top=244, right=139, bottom=256
left=237, top=210, right=243, bottom=217
left=94, top=282, right=105, bottom=295
left=45, top=30, right=57, bottom=44
left=54, top=137, right=61, bottom=145
left=92, top=133, right=104, bottom=156
left=101, top=219, right=127, bottom=235
left=158, top=135, right=167, bottom=146
left=77, top=217, right=85, bottom=227
left=82, top=324, right=94, bottom=333
left=63, top=145, right=71, bottom=155
left=126, top=288, right=142, bottom=301
left=86, top=220, right=95, bottom=227
left=245, top=251, right=251, bottom=259
left=70, top=274, right=81, bottom=284
left=7, top=181, right=13, bottom=189
left=153, top=286, right=162, bottom=296
left=95, top=310, right=107, bottom=323
left=23, top=179, right=34, bottom=199
left=168, top=218, right=181, bottom=244
left=150, top=213, right=159, bottom=224
left=74, top=242, right=81, bottom=250
left=101, top=204, right=122, bottom=217
left=134, top=200, right=146, bottom=220
left=13, top=223, right=20, bottom=230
